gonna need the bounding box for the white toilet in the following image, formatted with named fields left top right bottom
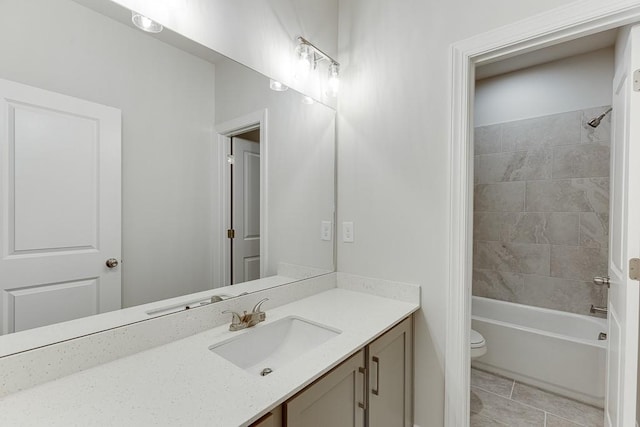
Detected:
left=470, top=329, right=487, bottom=359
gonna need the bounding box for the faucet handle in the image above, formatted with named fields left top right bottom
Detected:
left=210, top=295, right=224, bottom=303
left=222, top=310, right=243, bottom=326
left=252, top=298, right=269, bottom=313
left=212, top=292, right=249, bottom=303
left=251, top=298, right=268, bottom=323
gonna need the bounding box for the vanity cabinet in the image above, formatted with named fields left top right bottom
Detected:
left=251, top=407, right=282, bottom=427
left=276, top=315, right=413, bottom=427
left=285, top=350, right=366, bottom=427
left=367, top=316, right=413, bottom=427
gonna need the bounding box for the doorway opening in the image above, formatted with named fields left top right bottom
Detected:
left=216, top=109, right=268, bottom=288
left=229, top=129, right=261, bottom=285
left=470, top=39, right=613, bottom=426
left=446, top=3, right=640, bottom=427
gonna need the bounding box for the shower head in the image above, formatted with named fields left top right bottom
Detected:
left=587, top=107, right=612, bottom=128
left=588, top=116, right=604, bottom=128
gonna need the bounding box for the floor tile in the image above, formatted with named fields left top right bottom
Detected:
left=471, top=368, right=514, bottom=398
left=470, top=413, right=508, bottom=426
left=471, top=386, right=545, bottom=426
left=546, top=414, right=584, bottom=426
left=510, top=383, right=603, bottom=427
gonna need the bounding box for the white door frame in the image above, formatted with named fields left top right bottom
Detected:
left=446, top=1, right=640, bottom=425
left=215, top=109, right=268, bottom=287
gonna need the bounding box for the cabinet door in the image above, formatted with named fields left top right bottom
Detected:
left=285, top=350, right=366, bottom=427
left=250, top=406, right=282, bottom=427
left=368, top=316, right=413, bottom=427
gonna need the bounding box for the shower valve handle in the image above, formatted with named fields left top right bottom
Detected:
left=593, top=276, right=610, bottom=288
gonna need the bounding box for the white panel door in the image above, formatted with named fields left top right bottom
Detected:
left=606, top=25, right=640, bottom=427
left=231, top=137, right=260, bottom=284
left=0, top=78, right=121, bottom=335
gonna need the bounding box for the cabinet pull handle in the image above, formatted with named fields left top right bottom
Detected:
left=372, top=356, right=380, bottom=396
left=358, top=367, right=367, bottom=410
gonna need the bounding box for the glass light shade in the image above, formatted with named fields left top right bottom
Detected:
left=295, top=44, right=312, bottom=78
left=132, top=11, right=163, bottom=33
left=269, top=79, right=288, bottom=92
left=327, top=63, right=340, bottom=97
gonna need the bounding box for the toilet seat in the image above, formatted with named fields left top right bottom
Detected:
left=470, top=329, right=485, bottom=348
left=470, top=329, right=487, bottom=359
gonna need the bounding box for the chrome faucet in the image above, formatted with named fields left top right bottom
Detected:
left=223, top=298, right=269, bottom=331
left=590, top=305, right=608, bottom=316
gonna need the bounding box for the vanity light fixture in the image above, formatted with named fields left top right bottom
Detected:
left=131, top=11, right=163, bottom=33
left=327, top=62, right=340, bottom=98
left=295, top=43, right=314, bottom=78
left=269, top=79, right=288, bottom=92
left=296, top=36, right=340, bottom=96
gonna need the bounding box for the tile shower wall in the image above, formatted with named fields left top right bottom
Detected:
left=473, top=107, right=610, bottom=316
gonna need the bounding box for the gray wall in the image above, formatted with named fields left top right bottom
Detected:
left=215, top=60, right=336, bottom=278
left=0, top=0, right=217, bottom=307
left=107, top=0, right=339, bottom=108
left=473, top=107, right=611, bottom=315
left=336, top=1, right=581, bottom=422
left=475, top=48, right=614, bottom=126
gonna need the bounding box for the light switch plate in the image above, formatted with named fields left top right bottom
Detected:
left=321, top=221, right=332, bottom=241
left=342, top=222, right=354, bottom=243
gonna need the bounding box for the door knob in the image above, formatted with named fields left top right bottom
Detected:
left=593, top=276, right=610, bottom=287
left=105, top=258, right=119, bottom=269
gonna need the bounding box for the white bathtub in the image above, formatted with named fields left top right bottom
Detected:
left=471, top=296, right=607, bottom=407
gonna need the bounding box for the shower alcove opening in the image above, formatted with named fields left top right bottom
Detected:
left=469, top=34, right=616, bottom=426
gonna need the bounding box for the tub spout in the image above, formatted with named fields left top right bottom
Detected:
left=590, top=305, right=608, bottom=316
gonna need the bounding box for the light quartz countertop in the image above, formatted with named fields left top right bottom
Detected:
left=0, top=288, right=419, bottom=426
left=0, top=275, right=297, bottom=358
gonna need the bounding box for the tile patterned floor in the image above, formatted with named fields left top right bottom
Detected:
left=470, top=368, right=604, bottom=427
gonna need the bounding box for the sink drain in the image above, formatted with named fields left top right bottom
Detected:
left=260, top=368, right=273, bottom=376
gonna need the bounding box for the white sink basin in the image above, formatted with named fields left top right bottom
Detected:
left=209, top=316, right=341, bottom=376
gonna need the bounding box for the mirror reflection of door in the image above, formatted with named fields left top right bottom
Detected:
left=230, top=130, right=260, bottom=285
left=0, top=78, right=122, bottom=335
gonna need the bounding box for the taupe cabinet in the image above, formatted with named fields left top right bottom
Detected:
left=251, top=316, right=413, bottom=427
left=367, top=316, right=413, bottom=427
left=286, top=349, right=366, bottom=426
left=251, top=407, right=282, bottom=427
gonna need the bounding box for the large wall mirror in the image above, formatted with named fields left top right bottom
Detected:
left=0, top=0, right=335, bottom=355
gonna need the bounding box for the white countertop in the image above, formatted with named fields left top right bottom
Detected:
left=0, top=288, right=419, bottom=426
left=0, top=275, right=297, bottom=358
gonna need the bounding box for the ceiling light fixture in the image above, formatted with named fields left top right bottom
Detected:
left=131, top=11, right=163, bottom=33
left=295, top=36, right=340, bottom=96
left=269, top=79, right=288, bottom=92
